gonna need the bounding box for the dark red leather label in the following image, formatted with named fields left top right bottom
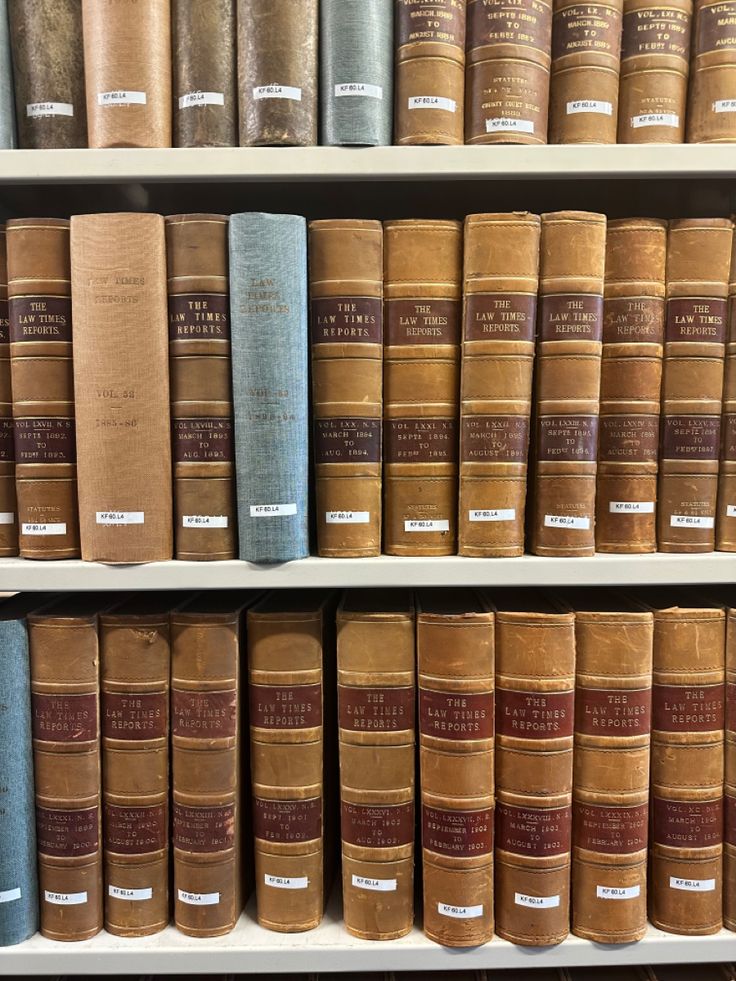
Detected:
left=652, top=796, right=723, bottom=848
left=621, top=7, right=691, bottom=59
left=341, top=802, right=414, bottom=848
left=103, top=691, right=167, bottom=740
left=575, top=687, right=651, bottom=735
left=398, top=0, right=466, bottom=47
left=553, top=4, right=623, bottom=59
left=104, top=803, right=167, bottom=854
left=727, top=680, right=736, bottom=732
left=496, top=688, right=575, bottom=738
left=461, top=415, right=530, bottom=463
left=314, top=418, right=381, bottom=465
left=652, top=683, right=725, bottom=732
left=13, top=417, right=76, bottom=464
left=0, top=419, right=14, bottom=462
left=386, top=298, right=460, bottom=346
left=598, top=415, right=659, bottom=464
left=419, top=688, right=494, bottom=739
left=538, top=415, right=599, bottom=462
left=169, top=293, right=229, bottom=341
left=695, top=0, right=736, bottom=55
left=422, top=805, right=494, bottom=857
left=574, top=802, right=648, bottom=854
left=540, top=294, right=603, bottom=341
left=726, top=793, right=736, bottom=847
left=253, top=797, right=322, bottom=843
left=173, top=418, right=234, bottom=463
left=338, top=685, right=415, bottom=732
left=36, top=806, right=99, bottom=857
left=464, top=293, right=537, bottom=342
left=603, top=296, right=665, bottom=343
left=384, top=418, right=458, bottom=464
left=311, top=297, right=382, bottom=344
left=661, top=415, right=721, bottom=462
left=724, top=414, right=736, bottom=462
left=666, top=298, right=727, bottom=343
left=249, top=684, right=322, bottom=730
left=496, top=802, right=572, bottom=857
left=32, top=692, right=97, bottom=742
left=171, top=689, right=237, bottom=738
left=173, top=803, right=236, bottom=853
left=9, top=295, right=72, bottom=343
left=0, top=298, right=8, bottom=343
left=467, top=0, right=552, bottom=52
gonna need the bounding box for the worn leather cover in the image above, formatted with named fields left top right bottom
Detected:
left=549, top=0, right=624, bottom=144
left=417, top=590, right=494, bottom=948
left=688, top=0, right=736, bottom=142
left=309, top=220, right=384, bottom=557
left=459, top=212, right=541, bottom=557
left=7, top=218, right=80, bottom=559
left=82, top=0, right=171, bottom=148
left=466, top=0, right=553, bottom=144
left=658, top=219, right=733, bottom=552
left=726, top=604, right=736, bottom=930
left=166, top=214, right=236, bottom=561
left=596, top=218, right=666, bottom=553
left=70, top=213, right=173, bottom=563
left=0, top=228, right=17, bottom=557
left=337, top=590, right=415, bottom=941
left=395, top=0, right=467, bottom=145
left=618, top=0, right=692, bottom=143
left=383, top=220, right=461, bottom=555
left=531, top=211, right=606, bottom=556
left=8, top=0, right=86, bottom=148
left=717, top=235, right=736, bottom=551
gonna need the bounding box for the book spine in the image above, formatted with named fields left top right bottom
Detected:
left=229, top=213, right=309, bottom=562
left=309, top=220, right=384, bottom=557
left=458, top=212, right=541, bottom=557
left=166, top=214, right=236, bottom=561
left=172, top=0, right=236, bottom=148
left=81, top=0, right=171, bottom=148
left=617, top=0, right=692, bottom=144
left=531, top=211, right=606, bottom=557
left=687, top=0, right=736, bottom=142
left=0, top=228, right=17, bottom=556
left=549, top=0, right=623, bottom=144
left=465, top=0, right=553, bottom=145
left=383, top=220, right=462, bottom=555
left=320, top=0, right=394, bottom=146
left=726, top=606, right=736, bottom=930
left=649, top=605, right=725, bottom=935
left=596, top=218, right=667, bottom=553
left=658, top=218, right=733, bottom=552
left=394, top=0, right=466, bottom=146
left=0, top=1, right=14, bottom=148
left=7, top=217, right=80, bottom=559
left=717, top=242, right=736, bottom=550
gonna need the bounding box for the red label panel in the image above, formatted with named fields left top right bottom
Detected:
left=173, top=803, right=236, bottom=853
left=575, top=687, right=651, bottom=736
left=726, top=793, right=736, bottom=847
left=14, top=418, right=76, bottom=464
left=464, top=293, right=537, bottom=342
left=666, top=298, right=727, bottom=343
left=249, top=684, right=322, bottom=730
left=341, top=802, right=414, bottom=848
left=422, top=805, right=494, bottom=857
left=384, top=418, right=457, bottom=464
left=574, top=802, right=648, bottom=854
left=399, top=0, right=466, bottom=47
left=0, top=419, right=13, bottom=462
left=9, top=295, right=72, bottom=343
left=385, top=298, right=460, bottom=345
left=538, top=415, right=598, bottom=462
left=652, top=683, right=725, bottom=733
left=652, top=797, right=723, bottom=848
left=419, top=688, right=493, bottom=740
left=173, top=419, right=234, bottom=463
left=32, top=692, right=97, bottom=742
left=468, top=0, right=552, bottom=52
left=461, top=415, right=530, bottom=463
left=598, top=415, right=659, bottom=464
left=36, top=806, right=99, bottom=857
left=603, top=296, right=665, bottom=343
left=661, top=415, right=721, bottom=462
left=553, top=4, right=624, bottom=58
left=311, top=297, right=382, bottom=344
left=104, top=803, right=167, bottom=854
left=727, top=681, right=736, bottom=733
left=496, top=688, right=575, bottom=738
left=496, top=802, right=572, bottom=857
left=338, top=685, right=415, bottom=732
left=103, top=691, right=167, bottom=740
left=539, top=294, right=603, bottom=342
left=314, top=418, right=381, bottom=465
left=171, top=689, right=237, bottom=738
left=621, top=7, right=690, bottom=60
left=253, top=797, right=322, bottom=844
left=696, top=0, right=736, bottom=55
left=169, top=293, right=229, bottom=341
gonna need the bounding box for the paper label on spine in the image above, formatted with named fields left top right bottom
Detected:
left=96, top=511, right=144, bottom=525
left=0, top=888, right=20, bottom=903
left=544, top=514, right=590, bottom=530
left=670, top=877, right=716, bottom=892
left=45, top=891, right=87, bottom=906
left=179, top=91, right=225, bottom=109
left=631, top=112, right=679, bottom=128
left=250, top=503, right=297, bottom=517
left=438, top=902, right=483, bottom=919
left=0, top=513, right=14, bottom=524
left=670, top=514, right=714, bottom=528
left=22, top=522, right=66, bottom=535
left=265, top=874, right=309, bottom=890
left=253, top=84, right=302, bottom=101
left=27, top=102, right=74, bottom=118
left=727, top=504, right=736, bottom=517
left=182, top=515, right=228, bottom=528
left=352, top=874, right=396, bottom=892
left=108, top=885, right=153, bottom=901
left=515, top=892, right=560, bottom=909
left=469, top=509, right=516, bottom=522
left=485, top=117, right=534, bottom=133
left=567, top=100, right=612, bottom=115
left=326, top=511, right=370, bottom=524
left=714, top=99, right=736, bottom=113
left=609, top=501, right=655, bottom=514
left=597, top=884, right=640, bottom=900
left=408, top=95, right=457, bottom=112
left=98, top=90, right=146, bottom=106
left=405, top=519, right=450, bottom=532
left=178, top=889, right=219, bottom=906
left=335, top=83, right=383, bottom=99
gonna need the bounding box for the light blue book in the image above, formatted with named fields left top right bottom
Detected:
left=229, top=213, right=309, bottom=562
left=0, top=0, right=15, bottom=148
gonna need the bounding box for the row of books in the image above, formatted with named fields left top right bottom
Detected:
left=1, top=587, right=734, bottom=949
left=26, top=973, right=736, bottom=981
left=0, top=0, right=733, bottom=150
left=0, top=210, right=733, bottom=564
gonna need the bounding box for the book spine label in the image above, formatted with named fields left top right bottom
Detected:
left=687, top=0, right=736, bottom=142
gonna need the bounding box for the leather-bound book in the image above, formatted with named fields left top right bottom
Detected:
left=309, top=220, right=384, bottom=557
left=687, top=0, right=736, bottom=142
left=8, top=0, right=86, bottom=148
left=651, top=968, right=736, bottom=981
left=0, top=227, right=16, bottom=557
left=7, top=217, right=79, bottom=559
left=383, top=219, right=462, bottom=555
left=658, top=218, right=733, bottom=552
left=172, top=0, right=236, bottom=148
left=418, top=590, right=494, bottom=948
left=238, top=0, right=318, bottom=146
left=726, top=603, right=735, bottom=930
left=395, top=0, right=467, bottom=145
left=247, top=591, right=336, bottom=933
left=596, top=218, right=667, bottom=553
left=549, top=0, right=624, bottom=144
left=338, top=590, right=415, bottom=941
left=166, top=214, right=236, bottom=561
left=494, top=592, right=575, bottom=947
left=82, top=0, right=171, bottom=148
left=465, top=0, right=553, bottom=144
left=70, top=213, right=172, bottom=563
left=618, top=0, right=692, bottom=144
left=569, top=971, right=657, bottom=981
left=531, top=211, right=606, bottom=557
left=458, top=212, right=541, bottom=557
left=717, top=238, right=736, bottom=551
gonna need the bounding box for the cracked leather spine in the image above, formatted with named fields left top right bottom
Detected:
left=716, top=233, right=736, bottom=551
left=687, top=0, right=736, bottom=142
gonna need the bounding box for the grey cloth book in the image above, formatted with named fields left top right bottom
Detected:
left=229, top=213, right=309, bottom=562
left=320, top=0, right=393, bottom=146
left=0, top=0, right=15, bottom=148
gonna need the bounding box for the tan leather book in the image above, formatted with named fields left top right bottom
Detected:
left=531, top=211, right=606, bottom=556
left=658, top=218, right=733, bottom=552
left=466, top=0, right=553, bottom=144
left=717, top=234, right=736, bottom=551
left=596, top=218, right=667, bottom=553
left=309, top=220, right=384, bottom=557
left=166, top=214, right=236, bottom=561
left=494, top=592, right=575, bottom=947
left=6, top=217, right=79, bottom=559
left=458, top=212, right=541, bottom=557
left=687, top=0, right=736, bottom=142
left=618, top=0, right=692, bottom=144
left=82, top=0, right=172, bottom=148
left=0, top=227, right=17, bottom=557
left=70, top=213, right=173, bottom=563
left=418, top=590, right=494, bottom=948
left=383, top=219, right=462, bottom=555
left=727, top=604, right=736, bottom=930
left=395, top=0, right=467, bottom=145
left=247, top=590, right=336, bottom=933
left=549, top=0, right=624, bottom=144
left=337, top=590, right=415, bottom=941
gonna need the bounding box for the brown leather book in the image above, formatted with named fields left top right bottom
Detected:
left=617, top=0, right=692, bottom=144
left=337, top=590, right=415, bottom=941
left=0, top=228, right=18, bottom=557
left=658, top=218, right=733, bottom=552
left=596, top=218, right=667, bottom=553
left=172, top=0, right=237, bottom=148
left=82, top=0, right=172, bottom=148
left=418, top=590, right=494, bottom=948
left=383, top=219, right=462, bottom=555
left=651, top=968, right=736, bottom=981
left=549, top=0, right=624, bottom=144
left=687, top=0, right=736, bottom=142
left=309, top=220, right=384, bottom=557
left=458, top=212, right=541, bottom=557
left=531, top=211, right=606, bottom=557
left=8, top=0, right=87, bottom=148
left=237, top=0, right=318, bottom=146
left=395, top=0, right=467, bottom=145
left=247, top=590, right=336, bottom=933
left=70, top=213, right=173, bottom=563
left=717, top=235, right=736, bottom=551
left=494, top=592, right=575, bottom=947
left=166, top=214, right=236, bottom=561
left=726, top=603, right=736, bottom=930
left=7, top=218, right=80, bottom=559
left=569, top=971, right=657, bottom=981
left=465, top=0, right=553, bottom=144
